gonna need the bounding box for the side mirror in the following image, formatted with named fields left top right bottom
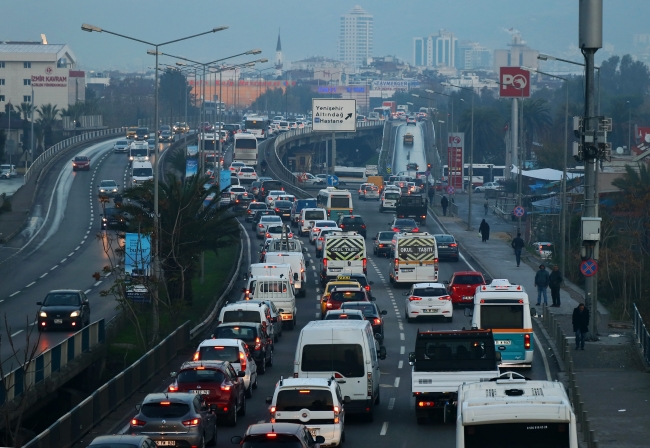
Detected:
left=369, top=281, right=374, bottom=285
left=265, top=396, right=272, bottom=404
left=135, top=404, right=141, bottom=411
left=496, top=352, right=502, bottom=362
left=343, top=396, right=351, bottom=404
left=370, top=296, right=377, bottom=301
left=231, top=436, right=243, bottom=444
left=442, top=280, right=449, bottom=285
left=315, top=436, right=326, bottom=444
left=375, top=333, right=384, bottom=344
left=464, top=308, right=474, bottom=317
left=372, top=237, right=377, bottom=240
left=409, top=352, right=416, bottom=365
left=36, top=302, right=43, bottom=306
left=238, top=370, right=246, bottom=378
left=305, top=260, right=310, bottom=267
left=381, top=310, right=387, bottom=315
left=278, top=309, right=284, bottom=313
left=303, top=248, right=308, bottom=253
left=293, top=273, right=299, bottom=281
left=170, top=371, right=177, bottom=378
left=83, top=300, right=90, bottom=305
left=378, top=346, right=387, bottom=360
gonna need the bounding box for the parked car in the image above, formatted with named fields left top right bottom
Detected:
left=533, top=242, right=554, bottom=260
left=474, top=181, right=503, bottom=193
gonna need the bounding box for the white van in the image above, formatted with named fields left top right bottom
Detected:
left=379, top=189, right=400, bottom=212
left=0, top=164, right=17, bottom=179
left=320, top=231, right=366, bottom=286
left=131, top=160, right=154, bottom=185
left=251, top=275, right=297, bottom=330
left=245, top=263, right=295, bottom=298
left=262, top=252, right=309, bottom=297
left=293, top=320, right=386, bottom=421
left=389, top=232, right=438, bottom=284
left=218, top=301, right=276, bottom=342
left=300, top=208, right=327, bottom=236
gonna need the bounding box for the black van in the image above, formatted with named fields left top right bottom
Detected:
left=259, top=179, right=284, bottom=199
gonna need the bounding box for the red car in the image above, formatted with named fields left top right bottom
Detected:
left=72, top=156, right=90, bottom=171
left=168, top=360, right=246, bottom=426
left=446, top=271, right=486, bottom=306
left=324, top=286, right=372, bottom=315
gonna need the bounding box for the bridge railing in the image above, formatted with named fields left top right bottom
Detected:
left=24, top=128, right=126, bottom=184
left=0, top=319, right=105, bottom=406
left=633, top=303, right=650, bottom=368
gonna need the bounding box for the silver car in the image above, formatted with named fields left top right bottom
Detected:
left=113, top=140, right=130, bottom=153
left=98, top=180, right=119, bottom=197
left=88, top=435, right=155, bottom=448
left=129, top=392, right=217, bottom=447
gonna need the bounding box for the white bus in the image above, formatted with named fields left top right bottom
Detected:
left=456, top=372, right=578, bottom=448
left=244, top=116, right=270, bottom=139
left=316, top=187, right=353, bottom=221
left=334, top=166, right=367, bottom=185
left=233, top=133, right=258, bottom=166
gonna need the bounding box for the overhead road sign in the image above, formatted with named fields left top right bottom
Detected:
left=312, top=99, right=357, bottom=132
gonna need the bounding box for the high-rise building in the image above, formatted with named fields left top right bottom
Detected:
left=413, top=37, right=425, bottom=67
left=493, top=33, right=538, bottom=72
left=413, top=30, right=458, bottom=68
left=457, top=42, right=492, bottom=70
left=338, top=5, right=373, bottom=69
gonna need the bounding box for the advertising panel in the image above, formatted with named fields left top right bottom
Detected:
left=499, top=67, right=531, bottom=98
left=124, top=233, right=151, bottom=277
left=447, top=133, right=464, bottom=189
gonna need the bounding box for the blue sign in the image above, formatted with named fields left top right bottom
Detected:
left=220, top=170, right=232, bottom=190
left=327, top=175, right=339, bottom=187
left=185, top=159, right=198, bottom=177
left=124, top=233, right=151, bottom=277
left=580, top=259, right=598, bottom=277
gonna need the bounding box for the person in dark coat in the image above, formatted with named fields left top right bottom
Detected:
left=478, top=219, right=490, bottom=242
left=534, top=264, right=550, bottom=306
left=572, top=303, right=590, bottom=350
left=428, top=185, right=435, bottom=204
left=440, top=195, right=449, bottom=216
left=511, top=232, right=525, bottom=267
left=549, top=265, right=564, bottom=307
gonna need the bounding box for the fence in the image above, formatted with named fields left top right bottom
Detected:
left=24, top=127, right=126, bottom=184
left=0, top=319, right=105, bottom=406
left=24, top=321, right=190, bottom=448
left=633, top=303, right=650, bottom=367
left=541, top=307, right=600, bottom=448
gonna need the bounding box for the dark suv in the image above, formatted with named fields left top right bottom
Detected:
left=336, top=215, right=367, bottom=238
left=134, top=127, right=149, bottom=141
left=259, top=180, right=283, bottom=200
left=232, top=423, right=325, bottom=448
left=212, top=322, right=274, bottom=373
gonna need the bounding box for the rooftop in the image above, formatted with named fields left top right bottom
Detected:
left=0, top=42, right=66, bottom=54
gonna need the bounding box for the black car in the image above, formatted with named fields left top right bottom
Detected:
left=336, top=215, right=367, bottom=238
left=134, top=127, right=149, bottom=141
left=232, top=423, right=325, bottom=448
left=37, top=289, right=90, bottom=331
left=372, top=231, right=395, bottom=257
left=246, top=202, right=267, bottom=222
left=273, top=200, right=293, bottom=221
left=251, top=210, right=276, bottom=231
left=433, top=234, right=459, bottom=261
left=259, top=179, right=283, bottom=200
left=234, top=192, right=254, bottom=210
left=389, top=217, right=419, bottom=233
left=101, top=207, right=127, bottom=230
left=212, top=322, right=274, bottom=373
left=160, top=129, right=174, bottom=142
left=249, top=181, right=262, bottom=197
left=340, top=301, right=387, bottom=342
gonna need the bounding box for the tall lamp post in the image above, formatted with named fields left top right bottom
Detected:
left=81, top=23, right=228, bottom=339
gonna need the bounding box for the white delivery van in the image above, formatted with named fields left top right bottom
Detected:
left=379, top=189, right=401, bottom=212
left=294, top=320, right=386, bottom=421
left=320, top=231, right=366, bottom=286
left=251, top=275, right=297, bottom=330
left=245, top=263, right=294, bottom=298
left=217, top=301, right=276, bottom=342
left=131, top=160, right=154, bottom=185
left=263, top=252, right=309, bottom=297
left=389, top=232, right=438, bottom=284
left=300, top=208, right=327, bottom=236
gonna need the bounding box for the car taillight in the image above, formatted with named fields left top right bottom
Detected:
left=365, top=285, right=370, bottom=291
left=240, top=351, right=247, bottom=370
left=363, top=258, right=367, bottom=270
left=168, top=384, right=178, bottom=392
left=258, top=224, right=264, bottom=228
left=275, top=208, right=279, bottom=211
left=439, top=295, right=451, bottom=301
left=266, top=233, right=271, bottom=238
left=270, top=406, right=277, bottom=423
left=394, top=258, right=399, bottom=269
left=361, top=224, right=366, bottom=228
left=373, top=318, right=381, bottom=325
left=409, top=296, right=422, bottom=301
left=340, top=224, right=345, bottom=228
left=450, top=243, right=457, bottom=247
left=131, top=418, right=146, bottom=427
left=327, top=302, right=333, bottom=308
left=393, top=227, right=400, bottom=232
left=318, top=237, right=324, bottom=241
left=221, top=384, right=231, bottom=391
left=524, top=334, right=531, bottom=349
left=413, top=227, right=419, bottom=232
left=182, top=418, right=201, bottom=427
left=193, top=352, right=200, bottom=361
left=323, top=259, right=328, bottom=268
left=254, top=337, right=261, bottom=350
left=333, top=405, right=340, bottom=423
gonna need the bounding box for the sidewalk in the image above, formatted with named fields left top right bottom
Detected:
left=431, top=197, right=650, bottom=448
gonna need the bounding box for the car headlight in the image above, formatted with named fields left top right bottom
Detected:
left=100, top=189, right=105, bottom=192
left=39, top=312, right=47, bottom=318
left=102, top=217, right=107, bottom=222
left=70, top=311, right=80, bottom=318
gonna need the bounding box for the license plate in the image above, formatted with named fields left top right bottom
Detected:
left=330, top=268, right=342, bottom=272
left=401, top=268, right=414, bottom=272
left=439, top=245, right=448, bottom=248
left=156, top=442, right=175, bottom=447
left=309, top=429, right=320, bottom=437
left=463, top=296, right=473, bottom=300
left=494, top=340, right=512, bottom=345
left=54, top=319, right=63, bottom=324
left=423, top=309, right=439, bottom=313
left=190, top=390, right=210, bottom=395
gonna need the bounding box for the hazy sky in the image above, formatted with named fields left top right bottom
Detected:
left=2, top=0, right=646, bottom=73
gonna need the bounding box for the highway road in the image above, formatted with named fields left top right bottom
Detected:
left=93, top=133, right=557, bottom=447
left=393, top=120, right=426, bottom=175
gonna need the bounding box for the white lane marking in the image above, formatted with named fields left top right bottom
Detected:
left=40, top=273, right=48, bottom=278
left=11, top=330, right=23, bottom=337
left=400, top=346, right=405, bottom=354
left=388, top=397, right=395, bottom=410
left=399, top=323, right=404, bottom=331
left=50, top=265, right=58, bottom=271
left=311, top=265, right=316, bottom=271
left=105, top=272, right=112, bottom=277
left=29, top=321, right=36, bottom=326
left=94, top=281, right=102, bottom=286
left=315, top=312, right=320, bottom=318
left=314, top=280, right=318, bottom=285
left=9, top=291, right=20, bottom=297
left=380, top=422, right=388, bottom=436
left=394, top=377, right=400, bottom=388
left=60, top=258, right=67, bottom=263
left=26, top=282, right=35, bottom=288
left=398, top=360, right=403, bottom=369
left=315, top=304, right=320, bottom=309
left=68, top=252, right=74, bottom=257
left=533, top=332, right=552, bottom=381
left=75, top=246, right=80, bottom=250
left=84, top=289, right=92, bottom=294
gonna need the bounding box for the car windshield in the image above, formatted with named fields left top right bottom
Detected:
left=453, top=275, right=485, bottom=285
left=304, top=211, right=325, bottom=220
left=177, top=368, right=226, bottom=383
left=377, top=231, right=395, bottom=240
left=413, top=287, right=448, bottom=297
left=329, top=290, right=366, bottom=302
left=133, top=168, right=152, bottom=177
left=267, top=226, right=284, bottom=233
left=274, top=201, right=292, bottom=208
left=198, top=345, right=240, bottom=363
left=341, top=303, right=376, bottom=316
left=301, top=344, right=364, bottom=377
left=434, top=235, right=455, bottom=243
left=141, top=402, right=189, bottom=418
left=116, top=141, right=128, bottom=145
left=43, top=293, right=80, bottom=306
left=325, top=313, right=363, bottom=320
left=74, top=156, right=89, bottom=161
left=261, top=217, right=282, bottom=224
left=214, top=326, right=257, bottom=344
left=104, top=208, right=121, bottom=217
left=275, top=389, right=334, bottom=412
left=222, top=310, right=261, bottom=324
left=384, top=192, right=400, bottom=199
left=395, top=219, right=416, bottom=226
left=100, top=181, right=117, bottom=188
left=342, top=217, right=364, bottom=224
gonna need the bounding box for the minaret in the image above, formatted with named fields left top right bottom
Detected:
left=275, top=29, right=283, bottom=77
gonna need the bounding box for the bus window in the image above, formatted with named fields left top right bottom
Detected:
left=480, top=305, right=523, bottom=329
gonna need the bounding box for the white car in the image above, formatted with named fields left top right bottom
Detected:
left=113, top=140, right=129, bottom=153
left=533, top=242, right=554, bottom=260
left=238, top=167, right=258, bottom=181
left=276, top=194, right=296, bottom=203
left=193, top=338, right=258, bottom=396
left=315, top=227, right=341, bottom=258
left=229, top=162, right=247, bottom=173
left=404, top=282, right=453, bottom=323
left=256, top=215, right=283, bottom=239
left=294, top=172, right=326, bottom=187
left=228, top=185, right=247, bottom=201
left=265, top=190, right=286, bottom=207
left=266, top=378, right=345, bottom=447
left=309, top=220, right=338, bottom=244
left=474, top=181, right=503, bottom=193
left=264, top=224, right=294, bottom=240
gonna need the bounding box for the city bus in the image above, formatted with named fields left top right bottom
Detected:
left=373, top=106, right=391, bottom=120
left=244, top=115, right=270, bottom=139
left=233, top=133, right=259, bottom=166
left=316, top=187, right=353, bottom=221
left=442, top=164, right=506, bottom=185
left=204, top=100, right=226, bottom=118
left=334, top=166, right=367, bottom=185
left=471, top=281, right=535, bottom=368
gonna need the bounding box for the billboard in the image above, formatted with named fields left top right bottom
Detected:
left=220, top=169, right=231, bottom=190
left=447, top=133, right=464, bottom=189
left=124, top=233, right=151, bottom=277
left=187, top=145, right=198, bottom=157
left=371, top=80, right=421, bottom=91
left=498, top=67, right=531, bottom=98
left=185, top=159, right=198, bottom=177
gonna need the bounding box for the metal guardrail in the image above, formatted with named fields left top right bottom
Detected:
left=0, top=319, right=105, bottom=406
left=24, top=321, right=190, bottom=448
left=24, top=127, right=126, bottom=184
left=541, top=308, right=599, bottom=448
left=633, top=303, right=650, bottom=367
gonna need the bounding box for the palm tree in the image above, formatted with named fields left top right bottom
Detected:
left=521, top=99, right=552, bottom=159
left=459, top=106, right=505, bottom=163
left=612, top=163, right=650, bottom=196
left=14, top=102, right=34, bottom=156
left=36, top=103, right=59, bottom=149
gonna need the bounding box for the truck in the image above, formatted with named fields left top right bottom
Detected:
left=382, top=101, right=396, bottom=114
left=397, top=104, right=409, bottom=113
left=396, top=194, right=427, bottom=224
left=409, top=329, right=500, bottom=424
left=403, top=133, right=414, bottom=145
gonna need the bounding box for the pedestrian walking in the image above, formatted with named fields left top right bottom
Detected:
left=572, top=303, right=590, bottom=350
left=440, top=195, right=449, bottom=216
left=534, top=264, right=550, bottom=306
left=549, top=265, right=563, bottom=307
left=484, top=199, right=489, bottom=215
left=511, top=232, right=525, bottom=267
left=478, top=219, right=490, bottom=242
left=428, top=185, right=435, bottom=204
